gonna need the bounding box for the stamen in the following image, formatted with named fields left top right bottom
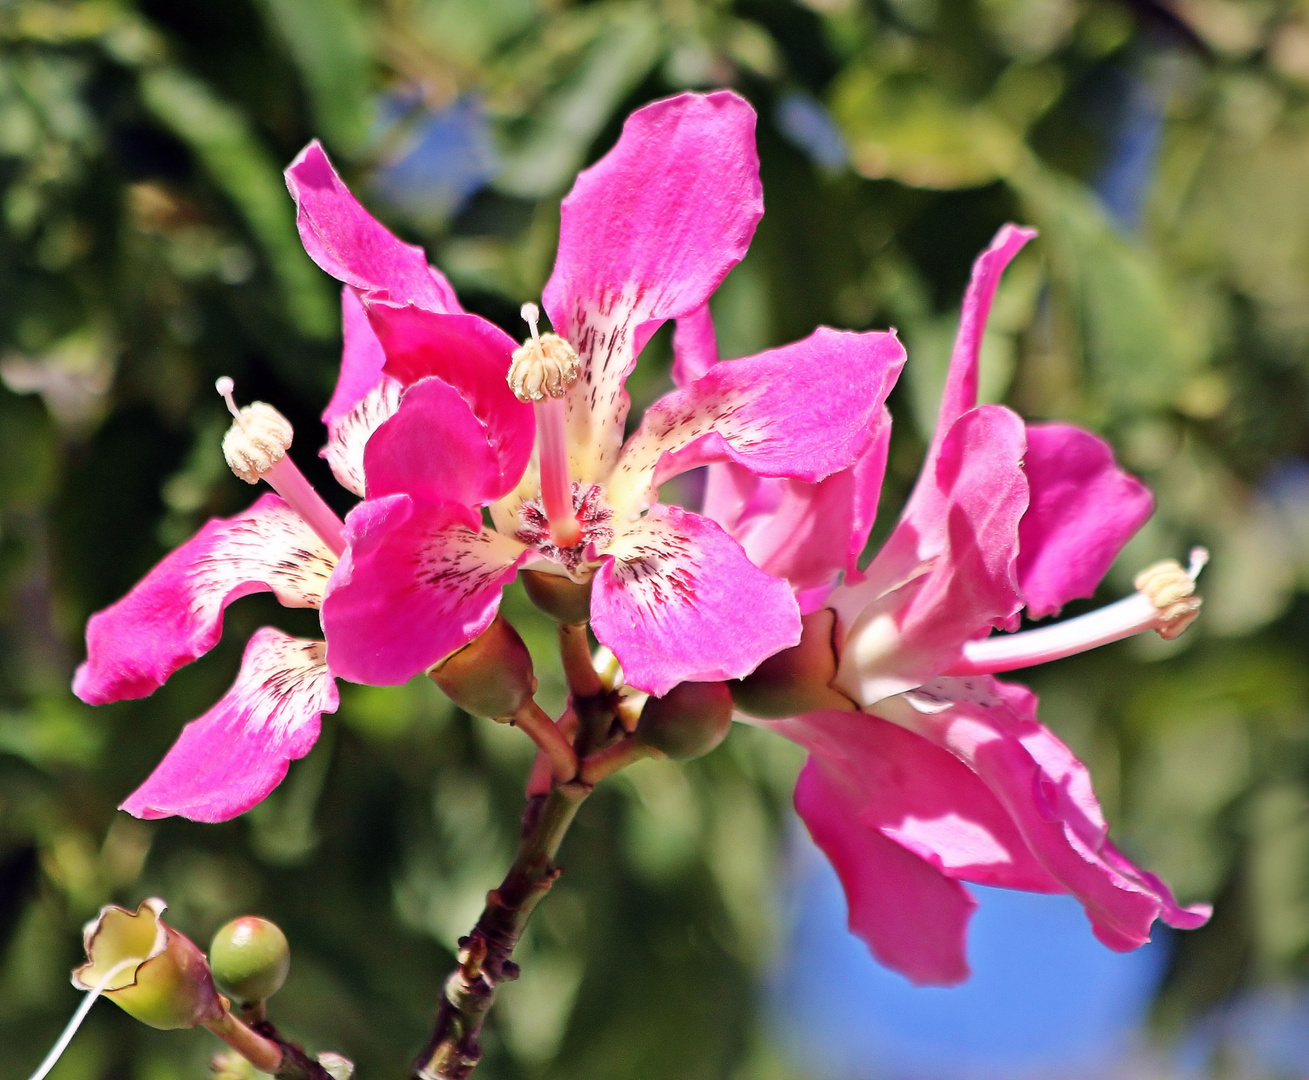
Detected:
left=949, top=548, right=1207, bottom=676
left=507, top=308, right=582, bottom=546
left=216, top=377, right=346, bottom=557
left=28, top=957, right=142, bottom=1080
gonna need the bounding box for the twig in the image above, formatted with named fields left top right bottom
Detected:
left=412, top=783, right=589, bottom=1080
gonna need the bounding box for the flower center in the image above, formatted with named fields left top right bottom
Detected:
left=516, top=482, right=614, bottom=577
left=509, top=303, right=582, bottom=547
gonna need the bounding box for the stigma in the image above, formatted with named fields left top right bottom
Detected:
left=510, top=304, right=581, bottom=547
left=216, top=377, right=346, bottom=557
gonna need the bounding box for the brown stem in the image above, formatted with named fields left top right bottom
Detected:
left=557, top=622, right=603, bottom=700
left=206, top=1005, right=336, bottom=1080
left=579, top=736, right=656, bottom=785
left=413, top=782, right=589, bottom=1080
left=510, top=699, right=578, bottom=782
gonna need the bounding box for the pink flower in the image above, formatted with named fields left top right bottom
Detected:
left=713, top=225, right=1211, bottom=985
left=71, top=296, right=420, bottom=821
left=289, top=91, right=907, bottom=696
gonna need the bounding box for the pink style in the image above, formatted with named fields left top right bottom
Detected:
left=293, top=90, right=906, bottom=697
left=686, top=226, right=1211, bottom=986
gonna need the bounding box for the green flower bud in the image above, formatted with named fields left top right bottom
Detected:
left=636, top=681, right=733, bottom=760
left=730, top=609, right=857, bottom=719
left=72, top=898, right=223, bottom=1030
left=209, top=916, right=290, bottom=1006
left=429, top=614, right=537, bottom=719
left=521, top=569, right=593, bottom=624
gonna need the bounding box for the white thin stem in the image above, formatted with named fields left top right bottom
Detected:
left=28, top=958, right=141, bottom=1080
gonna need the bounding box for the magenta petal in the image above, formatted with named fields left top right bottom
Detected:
left=321, top=494, right=528, bottom=685
left=766, top=708, right=1060, bottom=894
left=286, top=141, right=460, bottom=311
left=610, top=327, right=905, bottom=512
left=1017, top=423, right=1154, bottom=619
left=121, top=629, right=336, bottom=822
left=836, top=406, right=1028, bottom=704
left=543, top=91, right=763, bottom=479
left=705, top=415, right=891, bottom=600
left=796, top=755, right=976, bottom=986
left=671, top=302, right=719, bottom=387
left=364, top=377, right=512, bottom=506
left=321, top=287, right=402, bottom=497
left=885, top=675, right=1211, bottom=950
left=74, top=495, right=335, bottom=705
left=590, top=505, right=800, bottom=696
left=364, top=301, right=533, bottom=490
left=930, top=224, right=1036, bottom=453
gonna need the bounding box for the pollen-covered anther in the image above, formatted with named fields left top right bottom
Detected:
left=1134, top=557, right=1203, bottom=640
left=508, top=334, right=580, bottom=402
left=222, top=403, right=294, bottom=484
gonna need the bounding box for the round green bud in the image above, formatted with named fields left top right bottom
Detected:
left=209, top=916, right=290, bottom=1006
left=636, top=681, right=733, bottom=760
left=730, top=609, right=857, bottom=719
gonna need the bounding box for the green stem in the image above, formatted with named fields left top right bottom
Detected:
left=412, top=782, right=589, bottom=1080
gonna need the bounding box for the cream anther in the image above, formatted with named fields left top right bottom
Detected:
left=508, top=306, right=579, bottom=402
left=221, top=402, right=294, bottom=484
left=1135, top=547, right=1207, bottom=640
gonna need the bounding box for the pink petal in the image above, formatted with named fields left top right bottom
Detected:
left=671, top=302, right=719, bottom=387
left=363, top=301, right=534, bottom=490
left=542, top=91, right=763, bottom=481
left=121, top=628, right=337, bottom=822
left=883, top=675, right=1211, bottom=950
left=321, top=494, right=528, bottom=685
left=286, top=141, right=461, bottom=311
left=609, top=327, right=905, bottom=513
left=590, top=504, right=800, bottom=696
left=929, top=224, right=1036, bottom=456
left=795, top=755, right=977, bottom=986
left=765, top=708, right=1059, bottom=894
left=704, top=417, right=891, bottom=602
left=74, top=495, right=335, bottom=705
left=1017, top=423, right=1154, bottom=619
left=364, top=376, right=515, bottom=506
left=321, top=287, right=402, bottom=497
left=834, top=406, right=1028, bottom=704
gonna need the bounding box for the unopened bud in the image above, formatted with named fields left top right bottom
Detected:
left=521, top=569, right=593, bottom=624
left=73, top=898, right=222, bottom=1030
left=429, top=614, right=537, bottom=718
left=731, top=609, right=858, bottom=719
left=222, top=402, right=293, bottom=483
left=636, top=681, right=733, bottom=760
left=209, top=916, right=290, bottom=1006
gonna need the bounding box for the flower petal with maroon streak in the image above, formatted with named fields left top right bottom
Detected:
left=364, top=301, right=533, bottom=490
left=321, top=287, right=402, bottom=497
left=74, top=495, right=335, bottom=704
left=796, top=756, right=977, bottom=986
left=321, top=494, right=529, bottom=685
left=608, top=327, right=904, bottom=514
left=542, top=91, right=764, bottom=482
left=1017, top=423, right=1154, bottom=619
left=286, top=141, right=461, bottom=311
left=880, top=675, right=1211, bottom=950
left=121, top=628, right=337, bottom=822
left=590, top=504, right=800, bottom=696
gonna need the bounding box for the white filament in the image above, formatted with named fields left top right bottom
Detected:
left=28, top=957, right=142, bottom=1080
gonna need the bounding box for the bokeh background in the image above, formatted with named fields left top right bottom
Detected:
left=3, top=0, right=1309, bottom=1076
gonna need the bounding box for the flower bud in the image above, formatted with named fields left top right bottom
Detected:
left=209, top=916, right=290, bottom=1006
left=521, top=569, right=593, bottom=624
left=636, top=681, right=733, bottom=760
left=429, top=613, right=537, bottom=719
left=730, top=609, right=858, bottom=719
left=72, top=898, right=223, bottom=1030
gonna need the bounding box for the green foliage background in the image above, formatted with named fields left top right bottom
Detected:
left=2, top=0, right=1309, bottom=1075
